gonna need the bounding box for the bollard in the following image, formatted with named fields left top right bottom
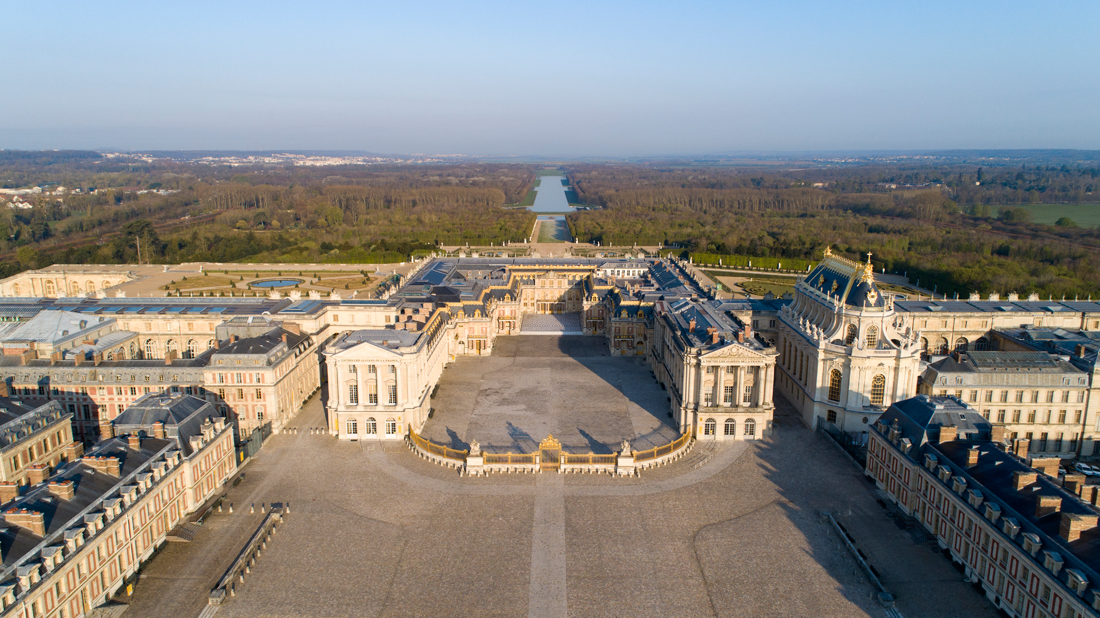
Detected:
left=286, top=502, right=290, bottom=514
left=261, top=503, right=266, bottom=513
left=250, top=503, right=255, bottom=514
left=229, top=503, right=234, bottom=513
left=218, top=504, right=223, bottom=513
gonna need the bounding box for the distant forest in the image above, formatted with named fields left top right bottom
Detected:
left=2, top=152, right=1100, bottom=298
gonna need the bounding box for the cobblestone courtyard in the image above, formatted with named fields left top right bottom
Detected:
left=126, top=363, right=1001, bottom=618
left=421, top=335, right=678, bottom=453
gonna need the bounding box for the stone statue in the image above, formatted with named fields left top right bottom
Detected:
left=468, top=440, right=481, bottom=456
left=620, top=440, right=632, bottom=456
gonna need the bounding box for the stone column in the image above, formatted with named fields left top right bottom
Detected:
left=763, top=364, right=775, bottom=406
left=737, top=366, right=746, bottom=407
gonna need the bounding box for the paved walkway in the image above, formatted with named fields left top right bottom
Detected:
left=520, top=313, right=582, bottom=334
left=125, top=388, right=1000, bottom=618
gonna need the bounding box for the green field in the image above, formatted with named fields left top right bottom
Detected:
left=537, top=219, right=570, bottom=242
left=537, top=169, right=564, bottom=176
left=992, top=204, right=1100, bottom=226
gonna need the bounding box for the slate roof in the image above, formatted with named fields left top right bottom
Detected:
left=0, top=310, right=113, bottom=345
left=112, top=392, right=221, bottom=456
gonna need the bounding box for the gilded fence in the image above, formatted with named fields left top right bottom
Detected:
left=562, top=453, right=617, bottom=466
left=632, top=431, right=692, bottom=464
left=409, top=428, right=468, bottom=462
left=484, top=453, right=537, bottom=465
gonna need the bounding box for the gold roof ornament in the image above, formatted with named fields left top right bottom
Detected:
left=539, top=434, right=562, bottom=450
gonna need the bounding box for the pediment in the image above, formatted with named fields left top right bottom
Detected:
left=331, top=340, right=405, bottom=360
left=701, top=343, right=767, bottom=360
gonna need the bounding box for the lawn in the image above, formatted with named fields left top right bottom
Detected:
left=992, top=204, right=1100, bottom=226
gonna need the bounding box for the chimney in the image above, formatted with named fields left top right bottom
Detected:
left=1036, top=495, right=1062, bottom=519
left=93, top=352, right=103, bottom=366
left=966, top=446, right=980, bottom=468
left=213, top=339, right=220, bottom=350
left=711, top=331, right=721, bottom=345
left=688, top=319, right=696, bottom=332
left=1060, top=513, right=1099, bottom=543
left=152, top=421, right=166, bottom=439
left=50, top=352, right=62, bottom=365
left=1031, top=456, right=1061, bottom=478
left=231, top=335, right=239, bottom=343
left=1083, top=485, right=1100, bottom=506
left=283, top=322, right=301, bottom=335
left=47, top=480, right=75, bottom=501
left=5, top=509, right=46, bottom=536
left=164, top=350, right=177, bottom=365
left=281, top=333, right=288, bottom=343
left=737, top=331, right=745, bottom=343
left=1076, top=344, right=1087, bottom=358
left=127, top=433, right=141, bottom=450
left=1013, top=439, right=1030, bottom=459
left=26, top=465, right=49, bottom=485
left=0, top=381, right=7, bottom=398
left=82, top=456, right=121, bottom=477
left=1013, top=470, right=1038, bottom=490
left=18, top=350, right=36, bottom=365
left=990, top=425, right=1006, bottom=444
left=938, top=425, right=958, bottom=443
left=1063, top=473, right=1087, bottom=495
left=0, top=483, right=19, bottom=504
left=73, top=355, right=82, bottom=367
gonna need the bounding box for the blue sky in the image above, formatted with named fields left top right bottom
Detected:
left=2, top=1, right=1097, bottom=155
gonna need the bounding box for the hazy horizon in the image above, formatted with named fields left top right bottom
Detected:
left=3, top=1, right=1098, bottom=156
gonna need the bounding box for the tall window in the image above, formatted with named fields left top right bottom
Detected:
left=723, top=385, right=735, bottom=404
left=385, top=418, right=397, bottom=435
left=870, top=374, right=886, bottom=407
left=365, top=417, right=377, bottom=434
left=703, top=418, right=716, bottom=436
left=828, top=370, right=842, bottom=402
left=144, top=339, right=156, bottom=359
left=368, top=383, right=378, bottom=405
left=724, top=419, right=736, bottom=436
left=826, top=409, right=837, bottom=424
left=165, top=340, right=176, bottom=356
left=865, top=326, right=878, bottom=348
left=387, top=384, right=397, bottom=405
left=185, top=340, right=197, bottom=359
left=744, top=418, right=756, bottom=437
left=348, top=384, right=358, bottom=405
left=346, top=419, right=358, bottom=435
left=844, top=324, right=858, bottom=345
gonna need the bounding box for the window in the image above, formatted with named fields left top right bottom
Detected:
left=743, top=385, right=752, bottom=403
left=368, top=365, right=377, bottom=374
left=368, top=383, right=378, bottom=405
left=388, top=365, right=396, bottom=375
left=1027, top=411, right=1035, bottom=423
left=1063, top=391, right=1071, bottom=403
left=348, top=384, right=358, bottom=405
left=866, top=326, right=878, bottom=348
left=1047, top=391, right=1055, bottom=403
left=1054, top=433, right=1063, bottom=452
left=984, top=391, right=992, bottom=403
left=703, top=392, right=714, bottom=407
left=365, top=417, right=377, bottom=434
left=827, top=409, right=837, bottom=424
left=997, top=410, right=1005, bottom=423
left=237, top=388, right=245, bottom=400
left=1039, top=432, right=1048, bottom=451
left=144, top=339, right=156, bottom=358
left=1000, top=390, right=1009, bottom=403
left=387, top=384, right=397, bottom=405
left=1059, top=410, right=1067, bottom=424
left=255, top=388, right=263, bottom=401
left=723, top=385, right=735, bottom=404
left=969, top=390, right=978, bottom=403
left=828, top=370, right=842, bottom=402
left=218, top=388, right=226, bottom=400
left=1015, top=391, right=1024, bottom=403
left=385, top=419, right=397, bottom=435
left=129, top=387, right=137, bottom=396
left=218, top=373, right=225, bottom=384
left=346, top=419, right=358, bottom=435
left=706, top=366, right=716, bottom=374
left=744, top=418, right=756, bottom=437
left=349, top=365, right=357, bottom=375
left=703, top=418, right=716, bottom=435
left=724, top=419, right=736, bottom=436
left=844, top=324, right=857, bottom=345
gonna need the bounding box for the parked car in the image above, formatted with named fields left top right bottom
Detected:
left=1074, top=462, right=1100, bottom=477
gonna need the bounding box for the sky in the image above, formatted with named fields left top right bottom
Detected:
left=2, top=1, right=1098, bottom=156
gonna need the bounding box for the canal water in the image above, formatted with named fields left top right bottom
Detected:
left=529, top=175, right=576, bottom=213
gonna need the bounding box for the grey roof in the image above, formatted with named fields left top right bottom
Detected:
left=328, top=329, right=421, bottom=353
left=112, top=392, right=221, bottom=456
left=876, top=395, right=992, bottom=448
left=0, top=400, right=64, bottom=449
left=802, top=261, right=885, bottom=309
left=213, top=328, right=308, bottom=359
left=0, top=310, right=113, bottom=345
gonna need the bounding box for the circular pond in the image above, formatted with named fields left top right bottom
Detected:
left=251, top=279, right=302, bottom=288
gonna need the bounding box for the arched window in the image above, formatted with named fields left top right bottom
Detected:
left=870, top=374, right=886, bottom=407
left=185, top=339, right=198, bottom=359
left=346, top=419, right=358, bottom=435
left=385, top=418, right=397, bottom=435
left=703, top=418, right=716, bottom=436
left=935, top=337, right=949, bottom=355
left=828, top=370, right=842, bottom=402
left=955, top=337, right=969, bottom=353
left=70, top=282, right=81, bottom=296
left=920, top=337, right=929, bottom=354
left=207, top=339, right=216, bottom=350
left=844, top=324, right=858, bottom=345
left=365, top=417, right=377, bottom=434
left=116, top=347, right=125, bottom=360
left=744, top=418, right=756, bottom=437
left=865, top=326, right=878, bottom=348
left=44, top=280, right=56, bottom=296
left=724, top=419, right=736, bottom=436
left=975, top=337, right=989, bottom=351
left=129, top=343, right=137, bottom=358
left=86, top=281, right=95, bottom=293
left=165, top=340, right=177, bottom=357
left=144, top=339, right=157, bottom=359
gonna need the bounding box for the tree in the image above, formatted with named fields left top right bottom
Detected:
left=1055, top=217, right=1079, bottom=228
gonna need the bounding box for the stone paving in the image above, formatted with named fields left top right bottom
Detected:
left=520, top=313, right=583, bottom=334
left=125, top=353, right=1002, bottom=618
left=421, top=335, right=677, bottom=454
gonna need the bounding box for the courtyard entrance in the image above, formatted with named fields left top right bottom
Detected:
left=539, top=435, right=562, bottom=471
left=420, top=335, right=677, bottom=454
